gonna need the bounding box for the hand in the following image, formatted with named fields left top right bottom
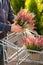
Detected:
left=11, top=24, right=23, bottom=32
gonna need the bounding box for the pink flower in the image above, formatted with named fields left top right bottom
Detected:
left=41, top=37, right=43, bottom=45
left=23, top=36, right=35, bottom=46
left=22, top=34, right=43, bottom=51
left=15, top=9, right=35, bottom=30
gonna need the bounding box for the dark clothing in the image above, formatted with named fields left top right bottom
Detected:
left=0, top=0, right=14, bottom=32
left=0, top=0, right=14, bottom=65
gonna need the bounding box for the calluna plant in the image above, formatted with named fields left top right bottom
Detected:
left=14, top=9, right=35, bottom=30
left=23, top=35, right=43, bottom=51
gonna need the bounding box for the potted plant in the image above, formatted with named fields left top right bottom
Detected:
left=23, top=35, right=43, bottom=61
left=14, top=9, right=35, bottom=30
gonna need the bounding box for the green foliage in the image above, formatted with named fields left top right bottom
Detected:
left=38, top=14, right=43, bottom=35
left=25, top=0, right=43, bottom=35
left=36, top=0, right=43, bottom=35
left=26, top=44, right=42, bottom=51
left=10, top=0, right=25, bottom=14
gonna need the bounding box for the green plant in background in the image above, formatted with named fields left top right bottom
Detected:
left=37, top=0, right=43, bottom=12
left=25, top=0, right=43, bottom=35
left=39, top=13, right=43, bottom=35
left=25, top=0, right=40, bottom=21
left=37, top=0, right=43, bottom=35
left=10, top=0, right=26, bottom=14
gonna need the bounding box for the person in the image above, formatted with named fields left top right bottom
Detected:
left=0, top=0, right=23, bottom=65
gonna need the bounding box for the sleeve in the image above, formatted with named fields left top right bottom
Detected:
left=8, top=1, right=14, bottom=24
left=0, top=22, right=11, bottom=32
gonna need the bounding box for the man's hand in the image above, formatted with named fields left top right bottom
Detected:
left=11, top=24, right=23, bottom=32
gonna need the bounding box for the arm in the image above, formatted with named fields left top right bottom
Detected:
left=0, top=2, right=23, bottom=32
left=0, top=22, right=23, bottom=32
left=0, top=22, right=11, bottom=32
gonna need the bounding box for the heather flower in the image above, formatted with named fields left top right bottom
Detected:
left=15, top=9, right=35, bottom=30
left=23, top=35, right=43, bottom=51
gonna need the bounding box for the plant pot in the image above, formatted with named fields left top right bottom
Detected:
left=27, top=50, right=43, bottom=61
left=29, top=53, right=41, bottom=61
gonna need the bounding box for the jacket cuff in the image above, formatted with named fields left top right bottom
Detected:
left=0, top=23, right=11, bottom=32
left=4, top=24, right=11, bottom=32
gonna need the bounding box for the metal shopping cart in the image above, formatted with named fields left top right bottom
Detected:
left=0, top=29, right=43, bottom=65
left=1, top=31, right=28, bottom=65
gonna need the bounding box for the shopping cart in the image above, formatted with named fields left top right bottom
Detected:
left=1, top=29, right=43, bottom=65
left=1, top=31, right=29, bottom=65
